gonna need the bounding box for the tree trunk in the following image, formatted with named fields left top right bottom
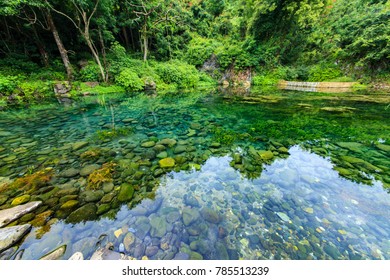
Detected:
left=32, top=25, right=49, bottom=67
left=122, top=27, right=130, bottom=50
left=98, top=28, right=108, bottom=81
left=46, top=11, right=73, bottom=80
left=84, top=30, right=106, bottom=82
left=142, top=23, right=148, bottom=62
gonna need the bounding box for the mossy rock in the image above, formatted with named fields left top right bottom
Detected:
left=97, top=204, right=111, bottom=215
left=258, top=150, right=274, bottom=161
left=340, top=155, right=365, bottom=164
left=117, top=183, right=134, bottom=202
left=66, top=203, right=97, bottom=224
left=159, top=158, right=175, bottom=168
left=11, top=194, right=31, bottom=206
left=141, top=141, right=156, bottom=148
left=60, top=200, right=79, bottom=210
left=72, top=141, right=89, bottom=151
left=189, top=251, right=203, bottom=260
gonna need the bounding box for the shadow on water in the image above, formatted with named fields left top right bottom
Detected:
left=0, top=89, right=389, bottom=259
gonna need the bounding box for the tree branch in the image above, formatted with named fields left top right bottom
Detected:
left=45, top=0, right=80, bottom=30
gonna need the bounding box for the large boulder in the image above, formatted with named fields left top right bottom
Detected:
left=0, top=224, right=31, bottom=253
left=0, top=201, right=42, bottom=228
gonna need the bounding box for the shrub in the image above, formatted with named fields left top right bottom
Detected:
left=155, top=60, right=200, bottom=88
left=0, top=75, right=18, bottom=95
left=185, top=36, right=222, bottom=67
left=79, top=61, right=101, bottom=82
left=17, top=81, right=52, bottom=99
left=308, top=64, right=342, bottom=82
left=115, top=68, right=144, bottom=91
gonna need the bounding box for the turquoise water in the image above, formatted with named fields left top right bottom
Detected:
left=0, top=89, right=389, bottom=260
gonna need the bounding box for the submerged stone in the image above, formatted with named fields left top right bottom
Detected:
left=336, top=142, right=364, bottom=152
left=60, top=200, right=79, bottom=210
left=174, top=145, right=187, bottom=154
left=117, top=183, right=134, bottom=202
left=80, top=190, right=104, bottom=203
left=60, top=168, right=79, bottom=178
left=150, top=216, right=167, bottom=238
left=159, top=158, right=175, bottom=168
left=200, top=207, right=221, bottom=224
left=141, top=141, right=156, bottom=148
left=80, top=164, right=100, bottom=177
left=258, top=150, right=274, bottom=161
left=276, top=212, right=290, bottom=222
left=182, top=207, right=200, bottom=226
left=158, top=138, right=177, bottom=147
left=11, top=195, right=31, bottom=206
left=39, top=245, right=66, bottom=260
left=72, top=141, right=89, bottom=151
left=66, top=203, right=97, bottom=224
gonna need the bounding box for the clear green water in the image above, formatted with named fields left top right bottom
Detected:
left=0, top=89, right=389, bottom=260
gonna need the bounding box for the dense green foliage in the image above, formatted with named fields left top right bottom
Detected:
left=0, top=0, right=389, bottom=106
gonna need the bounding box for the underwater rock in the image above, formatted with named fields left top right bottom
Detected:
left=0, top=201, right=42, bottom=228
left=233, top=153, right=242, bottom=164
left=145, top=246, right=159, bottom=257
left=91, top=246, right=132, bottom=260
left=80, top=164, right=100, bottom=177
left=157, top=138, right=177, bottom=147
left=80, top=190, right=104, bottom=203
left=184, top=194, right=200, bottom=207
left=141, top=141, right=156, bottom=148
left=189, top=251, right=203, bottom=260
left=69, top=252, right=84, bottom=260
left=336, top=142, right=364, bottom=152
left=159, top=158, right=175, bottom=168
left=117, top=183, right=134, bottom=202
left=324, top=244, right=342, bottom=259
left=39, top=244, right=66, bottom=260
left=340, top=155, right=365, bottom=164
left=200, top=207, right=221, bottom=224
left=60, top=168, right=79, bottom=178
left=182, top=207, right=200, bottom=226
left=134, top=217, right=151, bottom=239
left=60, top=200, right=79, bottom=210
left=277, top=147, right=289, bottom=154
left=0, top=224, right=31, bottom=253
left=0, top=195, right=8, bottom=206
left=153, top=144, right=166, bottom=152
left=258, top=150, right=274, bottom=161
left=72, top=141, right=89, bottom=151
left=174, top=145, right=187, bottom=154
left=10, top=194, right=31, bottom=206
left=97, top=204, right=111, bottom=215
left=101, top=192, right=116, bottom=204
left=276, top=212, right=290, bottom=222
left=0, top=245, right=18, bottom=260
left=66, top=203, right=97, bottom=224
left=157, top=151, right=168, bottom=159
left=150, top=216, right=168, bottom=238
left=102, top=182, right=114, bottom=193
left=123, top=232, right=135, bottom=251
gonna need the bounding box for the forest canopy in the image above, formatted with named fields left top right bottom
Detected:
left=0, top=0, right=389, bottom=100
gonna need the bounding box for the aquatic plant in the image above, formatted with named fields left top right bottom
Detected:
left=87, top=162, right=116, bottom=190
left=93, top=127, right=134, bottom=141
left=211, top=127, right=253, bottom=145
left=0, top=168, right=53, bottom=194
left=80, top=148, right=103, bottom=160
